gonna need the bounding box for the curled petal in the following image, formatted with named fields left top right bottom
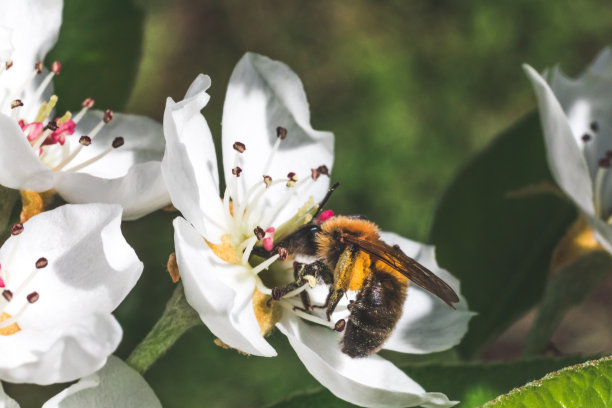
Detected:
left=378, top=232, right=473, bottom=354
left=0, top=113, right=53, bottom=191
left=222, top=53, right=334, bottom=226
left=173, top=216, right=276, bottom=357
left=276, top=315, right=456, bottom=408
left=162, top=75, right=226, bottom=239
left=41, top=356, right=161, bottom=408
left=523, top=64, right=594, bottom=214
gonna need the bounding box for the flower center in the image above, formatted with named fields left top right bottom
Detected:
left=0, top=223, right=47, bottom=336
left=0, top=60, right=125, bottom=174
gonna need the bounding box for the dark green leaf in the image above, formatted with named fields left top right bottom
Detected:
left=430, top=112, right=576, bottom=357
left=0, top=186, right=19, bottom=236
left=47, top=0, right=144, bottom=113
left=524, top=250, right=612, bottom=356
left=483, top=356, right=612, bottom=408
left=264, top=356, right=589, bottom=408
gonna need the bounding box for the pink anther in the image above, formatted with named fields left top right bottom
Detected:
left=316, top=210, right=334, bottom=223
left=263, top=227, right=275, bottom=251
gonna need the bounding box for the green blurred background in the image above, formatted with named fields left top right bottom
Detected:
left=7, top=0, right=612, bottom=407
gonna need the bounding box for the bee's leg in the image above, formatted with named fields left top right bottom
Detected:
left=322, top=246, right=357, bottom=320
left=294, top=262, right=312, bottom=311
left=324, top=288, right=345, bottom=321
left=268, top=262, right=322, bottom=307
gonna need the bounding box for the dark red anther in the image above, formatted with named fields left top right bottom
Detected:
left=27, top=292, right=39, bottom=304
left=278, top=247, right=288, bottom=261
left=233, top=142, right=246, bottom=153
left=35, top=258, right=48, bottom=269
left=51, top=61, right=61, bottom=75
left=112, top=137, right=124, bottom=148
left=103, top=109, right=114, bottom=123
left=11, top=100, right=23, bottom=109
left=82, top=98, right=95, bottom=109
left=2, top=290, right=13, bottom=302
left=11, top=223, right=24, bottom=235
left=79, top=135, right=91, bottom=146
left=276, top=126, right=287, bottom=140
left=254, top=226, right=265, bottom=240
left=232, top=167, right=242, bottom=177
left=334, top=319, right=346, bottom=332
left=262, top=175, right=272, bottom=188
left=34, top=61, right=43, bottom=74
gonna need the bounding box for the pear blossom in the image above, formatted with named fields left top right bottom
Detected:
left=0, top=0, right=169, bottom=219
left=0, top=356, right=161, bottom=408
left=524, top=48, right=612, bottom=252
left=163, top=53, right=472, bottom=407
left=0, top=204, right=143, bottom=385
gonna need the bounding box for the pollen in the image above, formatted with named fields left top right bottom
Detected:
left=252, top=288, right=282, bottom=336
left=0, top=312, right=20, bottom=336
left=206, top=234, right=239, bottom=264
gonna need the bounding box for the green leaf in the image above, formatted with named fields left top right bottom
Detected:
left=430, top=112, right=576, bottom=357
left=263, top=356, right=589, bottom=408
left=483, top=356, right=612, bottom=408
left=524, top=250, right=612, bottom=356
left=47, top=0, right=144, bottom=113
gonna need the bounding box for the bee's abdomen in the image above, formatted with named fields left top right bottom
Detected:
left=342, top=270, right=407, bottom=358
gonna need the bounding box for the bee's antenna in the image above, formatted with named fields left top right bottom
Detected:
left=313, top=182, right=340, bottom=219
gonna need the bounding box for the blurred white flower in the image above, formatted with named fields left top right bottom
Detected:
left=0, top=204, right=142, bottom=385
left=0, top=0, right=169, bottom=219
left=163, top=53, right=472, bottom=407
left=0, top=356, right=161, bottom=408
left=524, top=48, right=612, bottom=251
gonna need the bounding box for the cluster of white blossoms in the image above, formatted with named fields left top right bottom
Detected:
left=0, top=0, right=474, bottom=407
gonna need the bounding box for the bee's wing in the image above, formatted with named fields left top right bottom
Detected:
left=342, top=235, right=459, bottom=309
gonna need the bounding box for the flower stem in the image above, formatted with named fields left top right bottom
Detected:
left=126, top=282, right=201, bottom=373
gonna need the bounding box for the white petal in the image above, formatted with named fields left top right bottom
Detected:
left=64, top=111, right=165, bottom=179
left=221, top=53, right=334, bottom=226
left=0, top=204, right=142, bottom=328
left=173, top=216, right=276, bottom=357
left=41, top=356, right=162, bottom=408
left=378, top=232, right=473, bottom=354
left=276, top=316, right=456, bottom=408
left=523, top=64, right=594, bottom=214
left=0, top=382, right=19, bottom=408
left=0, top=27, right=12, bottom=61
left=50, top=112, right=169, bottom=219
left=162, top=75, right=226, bottom=239
left=0, top=0, right=62, bottom=108
left=53, top=162, right=170, bottom=220
left=0, top=113, right=53, bottom=191
left=0, top=313, right=122, bottom=385
left=585, top=47, right=612, bottom=77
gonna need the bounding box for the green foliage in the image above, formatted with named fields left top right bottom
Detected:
left=482, top=356, right=612, bottom=408
left=430, top=112, right=576, bottom=357
left=524, top=251, right=612, bottom=356
left=264, top=356, right=589, bottom=408
left=0, top=186, right=19, bottom=236
left=46, top=0, right=144, bottom=113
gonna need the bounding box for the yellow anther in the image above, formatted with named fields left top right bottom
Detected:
left=56, top=111, right=72, bottom=125
left=0, top=312, right=20, bottom=336
left=206, top=234, right=239, bottom=264
left=34, top=95, right=58, bottom=123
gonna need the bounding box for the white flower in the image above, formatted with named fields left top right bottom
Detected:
left=0, top=204, right=143, bottom=385
left=162, top=53, right=472, bottom=408
left=0, top=356, right=161, bottom=408
left=0, top=0, right=169, bottom=219
left=524, top=48, right=612, bottom=251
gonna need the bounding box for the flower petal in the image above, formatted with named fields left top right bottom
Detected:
left=378, top=232, right=473, bottom=354
left=41, top=356, right=162, bottom=408
left=523, top=64, right=594, bottom=214
left=162, top=75, right=226, bottom=239
left=0, top=0, right=62, bottom=108
left=0, top=113, right=53, bottom=191
left=53, top=163, right=170, bottom=220
left=0, top=313, right=122, bottom=385
left=276, top=315, right=456, bottom=408
left=173, top=216, right=276, bottom=357
left=0, top=203, right=142, bottom=328
left=0, top=382, right=19, bottom=408
left=221, top=53, right=334, bottom=226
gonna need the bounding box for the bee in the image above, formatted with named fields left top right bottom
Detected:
left=260, top=183, right=460, bottom=358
